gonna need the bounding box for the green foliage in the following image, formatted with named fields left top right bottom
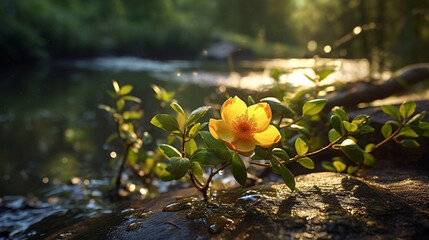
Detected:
left=99, top=81, right=153, bottom=194
left=169, top=157, right=191, bottom=180
left=151, top=114, right=181, bottom=133
left=297, top=157, right=314, bottom=169
left=100, top=76, right=428, bottom=201
left=261, top=97, right=295, bottom=118
left=302, top=99, right=326, bottom=116
left=231, top=153, right=247, bottom=186
left=152, top=85, right=175, bottom=103
left=187, top=106, right=211, bottom=127
left=279, top=164, right=295, bottom=191
left=295, top=138, right=308, bottom=155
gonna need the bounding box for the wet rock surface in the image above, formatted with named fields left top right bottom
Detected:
left=39, top=170, right=429, bottom=240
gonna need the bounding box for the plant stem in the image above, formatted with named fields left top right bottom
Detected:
left=181, top=128, right=187, bottom=158
left=116, top=144, right=131, bottom=194
left=189, top=171, right=203, bottom=190
left=250, top=161, right=271, bottom=167
left=200, top=159, right=232, bottom=201
left=280, top=115, right=305, bottom=129
left=373, top=126, right=402, bottom=151
left=288, top=134, right=346, bottom=163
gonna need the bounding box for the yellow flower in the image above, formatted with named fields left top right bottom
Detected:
left=209, top=96, right=281, bottom=156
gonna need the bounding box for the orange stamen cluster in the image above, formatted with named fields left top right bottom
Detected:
left=232, top=114, right=257, bottom=139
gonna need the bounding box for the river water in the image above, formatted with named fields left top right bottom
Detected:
left=0, top=57, right=370, bottom=238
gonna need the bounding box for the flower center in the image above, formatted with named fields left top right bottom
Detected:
left=232, top=114, right=257, bottom=139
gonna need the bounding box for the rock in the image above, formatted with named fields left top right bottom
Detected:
left=38, top=171, right=429, bottom=239
left=326, top=63, right=429, bottom=109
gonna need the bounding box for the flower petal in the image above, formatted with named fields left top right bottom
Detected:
left=247, top=102, right=272, bottom=132
left=209, top=119, right=236, bottom=142
left=221, top=96, right=247, bottom=125
left=230, top=138, right=255, bottom=153
left=253, top=125, right=281, bottom=148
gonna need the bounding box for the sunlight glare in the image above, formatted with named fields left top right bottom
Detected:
left=71, top=177, right=80, bottom=185
left=42, top=177, right=49, bottom=184
left=323, top=45, right=332, bottom=53
left=139, top=188, right=148, bottom=195
left=281, top=71, right=315, bottom=87
left=353, top=26, right=362, bottom=35
left=307, top=40, right=317, bottom=52
left=128, top=183, right=136, bottom=192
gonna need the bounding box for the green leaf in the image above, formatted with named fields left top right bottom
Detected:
left=112, top=80, right=120, bottom=93
left=340, top=139, right=364, bottom=164
left=261, top=97, right=295, bottom=118
left=151, top=114, right=181, bottom=133
left=191, top=162, right=204, bottom=180
left=190, top=149, right=220, bottom=165
left=119, top=85, right=133, bottom=95
left=347, top=166, right=359, bottom=175
left=98, top=104, right=114, bottom=113
left=297, top=157, right=314, bottom=169
left=123, top=95, right=142, bottom=103
left=321, top=161, right=336, bottom=172
left=295, top=137, right=308, bottom=155
left=127, top=148, right=139, bottom=165
left=315, top=68, right=335, bottom=81
left=359, top=124, right=375, bottom=134
left=330, top=115, right=343, bottom=134
left=352, top=115, right=369, bottom=126
left=269, top=158, right=281, bottom=174
left=328, top=128, right=341, bottom=143
left=170, top=102, right=185, bottom=116
left=302, top=99, right=326, bottom=116
left=199, top=131, right=232, bottom=161
left=156, top=163, right=174, bottom=181
left=248, top=96, right=255, bottom=106
left=399, top=101, right=416, bottom=119
left=343, top=121, right=358, bottom=133
left=254, top=146, right=270, bottom=160
left=271, top=148, right=290, bottom=163
left=169, top=157, right=190, bottom=179
left=408, top=111, right=425, bottom=125
left=303, top=73, right=315, bottom=82
left=333, top=160, right=346, bottom=172
left=279, top=164, right=295, bottom=191
left=187, top=106, right=211, bottom=127
left=270, top=68, right=287, bottom=81
left=231, top=154, right=247, bottom=185
left=290, top=125, right=312, bottom=139
left=401, top=139, right=420, bottom=148
left=188, top=123, right=201, bottom=139
left=116, top=99, right=125, bottom=112
left=123, top=111, right=143, bottom=120
left=158, top=144, right=181, bottom=160
left=363, top=152, right=375, bottom=167
left=381, top=123, right=392, bottom=138
left=185, top=139, right=198, bottom=157
left=365, top=143, right=375, bottom=153
left=398, top=127, right=419, bottom=138
left=382, top=105, right=401, bottom=120
left=332, top=107, right=348, bottom=121
left=152, top=84, right=175, bottom=102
